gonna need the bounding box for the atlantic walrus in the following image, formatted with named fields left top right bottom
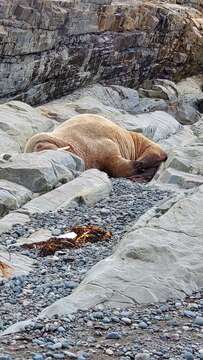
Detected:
left=24, top=114, right=167, bottom=182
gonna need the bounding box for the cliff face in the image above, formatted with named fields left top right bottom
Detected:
left=0, top=0, right=202, bottom=105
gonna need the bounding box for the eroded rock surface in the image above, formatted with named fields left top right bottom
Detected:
left=0, top=0, right=202, bottom=105
left=0, top=150, right=84, bottom=193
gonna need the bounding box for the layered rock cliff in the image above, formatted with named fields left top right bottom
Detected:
left=0, top=0, right=202, bottom=105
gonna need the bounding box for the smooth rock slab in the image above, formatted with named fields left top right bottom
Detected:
left=0, top=180, right=32, bottom=217
left=22, top=169, right=112, bottom=213
left=0, top=101, right=55, bottom=153
left=37, top=185, right=203, bottom=318
left=0, top=150, right=84, bottom=193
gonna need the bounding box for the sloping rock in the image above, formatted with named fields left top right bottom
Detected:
left=35, top=186, right=203, bottom=319
left=0, top=212, right=30, bottom=236
left=192, top=118, right=203, bottom=142
left=22, top=169, right=112, bottom=214
left=0, top=180, right=32, bottom=217
left=0, top=246, right=33, bottom=278
left=164, top=144, right=203, bottom=175
left=159, top=126, right=195, bottom=151
left=40, top=84, right=167, bottom=122
left=0, top=0, right=202, bottom=105
left=0, top=129, right=21, bottom=154
left=0, top=150, right=84, bottom=193
left=41, top=85, right=182, bottom=143
left=115, top=111, right=182, bottom=142
left=154, top=168, right=203, bottom=189
left=0, top=101, right=56, bottom=154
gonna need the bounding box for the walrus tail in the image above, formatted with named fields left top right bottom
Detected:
left=24, top=133, right=68, bottom=153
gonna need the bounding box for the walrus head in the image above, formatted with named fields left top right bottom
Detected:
left=24, top=133, right=68, bottom=153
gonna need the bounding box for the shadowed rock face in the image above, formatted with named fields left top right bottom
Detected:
left=0, top=0, right=202, bottom=105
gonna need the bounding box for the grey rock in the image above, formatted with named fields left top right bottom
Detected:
left=183, top=351, right=194, bottom=360
left=194, top=316, right=203, bottom=326
left=0, top=150, right=84, bottom=193
left=0, top=245, right=33, bottom=278
left=22, top=169, right=112, bottom=213
left=154, top=168, right=203, bottom=189
left=0, top=101, right=55, bottom=153
left=0, top=211, right=30, bottom=236
left=0, top=180, right=32, bottom=217
left=106, top=331, right=122, bottom=339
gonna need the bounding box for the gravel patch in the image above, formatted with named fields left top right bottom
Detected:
left=0, top=179, right=170, bottom=328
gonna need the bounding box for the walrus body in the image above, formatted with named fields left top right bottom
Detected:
left=24, top=114, right=167, bottom=181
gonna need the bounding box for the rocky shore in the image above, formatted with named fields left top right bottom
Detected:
left=0, top=1, right=202, bottom=359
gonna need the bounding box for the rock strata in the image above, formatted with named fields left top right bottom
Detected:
left=0, top=0, right=202, bottom=105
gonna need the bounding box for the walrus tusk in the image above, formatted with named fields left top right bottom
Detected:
left=57, top=145, right=71, bottom=151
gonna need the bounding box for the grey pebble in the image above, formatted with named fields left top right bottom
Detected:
left=106, top=331, right=122, bottom=339
left=32, top=355, right=44, bottom=360
left=138, top=321, right=148, bottom=329
left=194, top=316, right=203, bottom=326
left=183, top=351, right=194, bottom=360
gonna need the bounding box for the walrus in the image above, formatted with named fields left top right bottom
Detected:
left=24, top=114, right=167, bottom=182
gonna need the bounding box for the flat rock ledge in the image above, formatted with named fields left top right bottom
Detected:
left=2, top=184, right=203, bottom=336
left=0, top=169, right=112, bottom=235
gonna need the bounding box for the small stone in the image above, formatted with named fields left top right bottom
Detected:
left=93, top=311, right=104, bottom=319
left=64, top=281, right=78, bottom=289
left=105, top=349, right=114, bottom=356
left=138, top=321, right=148, bottom=329
left=194, top=316, right=203, bottom=326
left=63, top=351, right=77, bottom=359
left=183, top=310, right=196, bottom=318
left=183, top=351, right=194, bottom=360
left=106, top=331, right=121, bottom=340
left=199, top=349, right=203, bottom=360
left=57, top=326, right=65, bottom=332
left=32, top=355, right=44, bottom=360
left=47, top=343, right=62, bottom=350
left=160, top=304, right=169, bottom=312
left=135, top=352, right=150, bottom=360
left=52, top=354, right=65, bottom=360
left=121, top=317, right=132, bottom=325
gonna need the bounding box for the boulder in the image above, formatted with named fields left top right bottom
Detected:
left=0, top=180, right=32, bottom=217
left=0, top=101, right=56, bottom=153
left=0, top=150, right=84, bottom=193
left=22, top=169, right=112, bottom=214
left=35, top=186, right=203, bottom=319
left=115, top=111, right=182, bottom=142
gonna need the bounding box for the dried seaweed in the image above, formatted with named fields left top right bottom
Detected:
left=22, top=225, right=112, bottom=256
left=0, top=261, right=13, bottom=278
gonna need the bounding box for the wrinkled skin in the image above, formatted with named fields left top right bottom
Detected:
left=24, top=114, right=167, bottom=182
